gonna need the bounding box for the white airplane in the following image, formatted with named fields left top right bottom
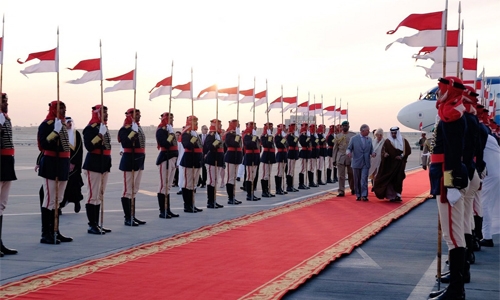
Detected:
left=397, top=76, right=500, bottom=132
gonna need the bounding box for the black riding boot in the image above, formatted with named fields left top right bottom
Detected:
left=183, top=188, right=196, bottom=212
left=333, top=167, right=338, bottom=182
left=261, top=180, right=271, bottom=197
left=298, top=173, right=308, bottom=189
left=430, top=247, right=466, bottom=300
left=327, top=168, right=334, bottom=183
left=465, top=233, right=475, bottom=265
left=0, top=215, right=17, bottom=255
left=86, top=203, right=105, bottom=234
left=308, top=171, right=318, bottom=187
left=226, top=184, right=241, bottom=205
left=94, top=204, right=111, bottom=232
left=166, top=194, right=179, bottom=217
left=40, top=207, right=60, bottom=244
left=317, top=170, right=326, bottom=185
left=131, top=198, right=146, bottom=225
left=121, top=197, right=139, bottom=226
left=158, top=193, right=171, bottom=218
left=207, top=185, right=217, bottom=208
left=275, top=176, right=285, bottom=195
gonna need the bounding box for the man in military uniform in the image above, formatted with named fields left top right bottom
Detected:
left=118, top=108, right=147, bottom=226
left=428, top=77, right=469, bottom=300
left=82, top=105, right=113, bottom=234
left=260, top=122, right=276, bottom=197
left=298, top=122, right=311, bottom=190
left=0, top=93, right=17, bottom=255
left=286, top=122, right=300, bottom=192
left=180, top=115, right=204, bottom=213
left=317, top=124, right=327, bottom=185
left=203, top=119, right=224, bottom=209
left=155, top=112, right=180, bottom=218
left=332, top=121, right=356, bottom=197
left=224, top=119, right=242, bottom=205
left=326, top=125, right=336, bottom=183
left=308, top=124, right=319, bottom=188
left=275, top=124, right=288, bottom=195
left=37, top=101, right=73, bottom=244
left=243, top=121, right=261, bottom=201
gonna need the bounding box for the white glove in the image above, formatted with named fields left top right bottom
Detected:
left=266, top=129, right=272, bottom=135
left=215, top=133, right=221, bottom=140
left=131, top=122, right=139, bottom=132
left=295, top=130, right=299, bottom=137
left=306, top=130, right=311, bottom=137
left=54, top=118, right=63, bottom=133
left=166, top=124, right=174, bottom=134
left=0, top=113, right=5, bottom=126
left=190, top=130, right=198, bottom=137
left=252, top=129, right=257, bottom=136
left=480, top=167, right=487, bottom=179
left=314, top=133, right=318, bottom=138
left=447, top=188, right=461, bottom=206
left=236, top=127, right=241, bottom=135
left=281, top=131, right=287, bottom=137
left=99, top=123, right=107, bottom=136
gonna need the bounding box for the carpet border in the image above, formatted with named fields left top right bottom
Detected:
left=239, top=190, right=430, bottom=300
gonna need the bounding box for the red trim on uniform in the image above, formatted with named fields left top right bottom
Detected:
left=448, top=203, right=458, bottom=248
left=431, top=154, right=444, bottom=163
left=86, top=171, right=93, bottom=204
left=0, top=148, right=15, bottom=155
left=327, top=146, right=334, bottom=149
left=123, top=148, right=145, bottom=153
left=245, top=150, right=260, bottom=154
left=277, top=148, right=287, bottom=152
left=160, top=146, right=178, bottom=151
left=262, top=148, right=275, bottom=152
left=217, top=148, right=224, bottom=153
left=184, top=148, right=203, bottom=153
left=91, top=149, right=112, bottom=155
left=122, top=172, right=128, bottom=198
left=208, top=165, right=213, bottom=186
left=288, top=146, right=299, bottom=150
left=45, top=178, right=50, bottom=208
left=227, top=147, right=242, bottom=151
left=159, top=163, right=164, bottom=193
left=44, top=150, right=70, bottom=158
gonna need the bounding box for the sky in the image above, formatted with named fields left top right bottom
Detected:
left=1, top=0, right=499, bottom=131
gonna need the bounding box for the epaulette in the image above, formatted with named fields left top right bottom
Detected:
left=161, top=126, right=166, bottom=130
left=47, top=120, right=54, bottom=125
left=124, top=125, right=131, bottom=129
left=91, top=123, right=98, bottom=128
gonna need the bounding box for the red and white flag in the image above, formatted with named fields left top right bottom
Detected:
left=18, top=48, right=58, bottom=76
left=197, top=84, right=217, bottom=100
left=309, top=103, right=323, bottom=113
left=340, top=109, right=348, bottom=119
left=0, top=37, right=3, bottom=65
left=67, top=58, right=101, bottom=84
left=172, top=82, right=192, bottom=99
left=418, top=57, right=476, bottom=81
left=282, top=97, right=300, bottom=112
left=218, top=86, right=240, bottom=101
left=250, top=90, right=267, bottom=111
left=412, top=30, right=459, bottom=62
left=267, top=96, right=297, bottom=112
left=291, top=101, right=308, bottom=113
left=419, top=122, right=423, bottom=131
left=104, top=70, right=135, bottom=93
left=149, top=76, right=172, bottom=100
left=386, top=11, right=445, bottom=50
left=323, top=105, right=336, bottom=117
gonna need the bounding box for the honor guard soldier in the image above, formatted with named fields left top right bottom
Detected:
left=428, top=77, right=469, bottom=300
left=317, top=124, right=327, bottom=185
left=118, top=108, right=147, bottom=226
left=224, top=119, right=243, bottom=205
left=332, top=121, right=356, bottom=197
left=37, top=101, right=73, bottom=244
left=274, top=124, right=288, bottom=195
left=204, top=119, right=224, bottom=209
left=326, top=125, right=336, bottom=183
left=286, top=123, right=299, bottom=192
left=308, top=124, right=319, bottom=187
left=243, top=121, right=261, bottom=201
left=298, top=122, right=311, bottom=189
left=0, top=93, right=17, bottom=256
left=260, top=122, right=276, bottom=197
left=155, top=112, right=180, bottom=219
left=82, top=105, right=112, bottom=234
left=180, top=116, right=204, bottom=213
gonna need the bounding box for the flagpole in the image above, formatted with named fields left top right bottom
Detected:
left=442, top=0, right=448, bottom=79
left=474, top=40, right=478, bottom=89
left=54, top=26, right=61, bottom=244
left=99, top=39, right=106, bottom=234
left=295, top=87, right=299, bottom=125
left=164, top=60, right=174, bottom=220
left=281, top=85, right=284, bottom=126
left=334, top=97, right=337, bottom=127
left=191, top=67, right=196, bottom=210
left=0, top=14, right=4, bottom=96
left=346, top=102, right=349, bottom=122
left=321, top=95, right=324, bottom=125
left=457, top=2, right=462, bottom=78
left=237, top=75, right=240, bottom=125
left=130, top=52, right=138, bottom=226
left=265, top=79, right=269, bottom=124
left=339, top=98, right=342, bottom=125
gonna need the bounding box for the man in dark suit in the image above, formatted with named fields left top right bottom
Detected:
left=346, top=124, right=375, bottom=201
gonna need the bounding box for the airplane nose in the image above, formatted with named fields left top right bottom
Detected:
left=397, top=102, right=418, bottom=127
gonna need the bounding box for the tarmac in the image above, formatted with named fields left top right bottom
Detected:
left=0, top=144, right=498, bottom=300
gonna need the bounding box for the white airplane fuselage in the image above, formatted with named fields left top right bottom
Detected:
left=397, top=76, right=500, bottom=132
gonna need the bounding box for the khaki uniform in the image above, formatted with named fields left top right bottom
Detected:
left=332, top=131, right=356, bottom=194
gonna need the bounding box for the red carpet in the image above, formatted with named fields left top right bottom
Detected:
left=1, top=170, right=430, bottom=299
